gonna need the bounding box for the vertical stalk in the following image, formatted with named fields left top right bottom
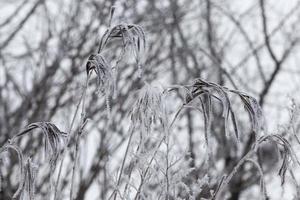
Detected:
left=69, top=76, right=89, bottom=200
left=165, top=132, right=170, bottom=200
left=54, top=75, right=90, bottom=200
left=108, top=125, right=135, bottom=200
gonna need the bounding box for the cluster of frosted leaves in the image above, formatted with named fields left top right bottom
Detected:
left=86, top=23, right=146, bottom=89
left=86, top=54, right=115, bottom=96
left=129, top=83, right=168, bottom=135
left=12, top=122, right=67, bottom=168
left=171, top=78, right=265, bottom=144
left=85, top=23, right=146, bottom=116
left=98, top=23, right=146, bottom=74
left=0, top=122, right=66, bottom=199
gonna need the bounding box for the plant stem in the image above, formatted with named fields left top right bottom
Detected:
left=54, top=75, right=90, bottom=200
left=108, top=125, right=134, bottom=200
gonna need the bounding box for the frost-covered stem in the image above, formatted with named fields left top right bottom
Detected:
left=290, top=170, right=300, bottom=198
left=214, top=150, right=254, bottom=200
left=54, top=75, right=90, bottom=200
left=108, top=6, right=115, bottom=28
left=246, top=159, right=267, bottom=200
left=122, top=146, right=137, bottom=196
left=110, top=125, right=135, bottom=200
left=169, top=105, right=184, bottom=129
left=69, top=136, right=80, bottom=200
left=122, top=175, right=131, bottom=196
left=0, top=167, right=2, bottom=194
left=165, top=131, right=170, bottom=200
left=70, top=118, right=88, bottom=200
left=106, top=94, right=111, bottom=121
left=69, top=77, right=89, bottom=200
left=134, top=117, right=171, bottom=200
left=134, top=135, right=166, bottom=200
left=26, top=158, right=35, bottom=200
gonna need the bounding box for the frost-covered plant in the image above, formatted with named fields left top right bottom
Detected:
left=138, top=153, right=200, bottom=200
left=86, top=53, right=115, bottom=118
left=85, top=10, right=146, bottom=119
left=20, top=158, right=38, bottom=200
left=59, top=9, right=147, bottom=200
left=213, top=134, right=300, bottom=200
left=256, top=135, right=300, bottom=185
left=110, top=77, right=300, bottom=200
left=2, top=6, right=300, bottom=200
left=130, top=83, right=168, bottom=134
left=110, top=83, right=168, bottom=200
left=165, top=78, right=300, bottom=199
left=98, top=23, right=146, bottom=56
left=86, top=54, right=115, bottom=96
left=0, top=146, right=37, bottom=200
left=95, top=6, right=146, bottom=80
left=98, top=23, right=146, bottom=75
left=0, top=122, right=66, bottom=200
left=12, top=122, right=67, bottom=168
left=169, top=78, right=265, bottom=147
